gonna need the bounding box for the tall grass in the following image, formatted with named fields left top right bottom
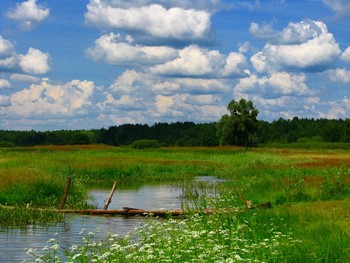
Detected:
left=1, top=145, right=350, bottom=261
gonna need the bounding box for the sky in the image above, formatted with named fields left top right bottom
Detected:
left=0, top=0, right=350, bottom=131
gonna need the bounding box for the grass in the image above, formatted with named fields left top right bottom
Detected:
left=0, top=145, right=349, bottom=261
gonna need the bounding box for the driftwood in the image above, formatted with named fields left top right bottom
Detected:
left=103, top=181, right=117, bottom=210
left=60, top=208, right=216, bottom=217
left=241, top=195, right=272, bottom=210
left=59, top=177, right=72, bottom=209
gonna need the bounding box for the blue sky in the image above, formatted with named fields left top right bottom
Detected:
left=1, top=0, right=350, bottom=130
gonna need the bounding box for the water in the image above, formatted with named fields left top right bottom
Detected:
left=90, top=183, right=183, bottom=210
left=0, top=176, right=226, bottom=262
left=0, top=182, right=184, bottom=262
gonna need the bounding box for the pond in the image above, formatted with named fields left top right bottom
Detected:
left=0, top=176, right=226, bottom=262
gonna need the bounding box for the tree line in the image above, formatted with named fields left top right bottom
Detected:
left=0, top=99, right=349, bottom=147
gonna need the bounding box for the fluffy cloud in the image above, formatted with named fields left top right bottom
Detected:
left=321, top=97, right=350, bottom=119
left=150, top=45, right=224, bottom=76
left=6, top=0, right=49, bottom=30
left=153, top=93, right=225, bottom=120
left=341, top=47, right=350, bottom=63
left=108, top=69, right=229, bottom=96
left=222, top=52, right=247, bottom=76
left=250, top=20, right=341, bottom=73
left=0, top=36, right=17, bottom=69
left=323, top=0, right=350, bottom=17
left=327, top=68, right=350, bottom=83
left=19, top=48, right=50, bottom=74
left=10, top=73, right=40, bottom=83
left=235, top=72, right=311, bottom=97
left=249, top=23, right=280, bottom=43
left=85, top=2, right=212, bottom=41
left=250, top=20, right=323, bottom=45
left=86, top=33, right=177, bottom=66
left=0, top=79, right=11, bottom=89
left=8, top=80, right=95, bottom=117
left=0, top=35, right=50, bottom=75
left=100, top=69, right=228, bottom=123
left=90, top=0, right=225, bottom=11
left=0, top=36, right=15, bottom=56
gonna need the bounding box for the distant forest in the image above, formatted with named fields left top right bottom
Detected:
left=1, top=117, right=350, bottom=147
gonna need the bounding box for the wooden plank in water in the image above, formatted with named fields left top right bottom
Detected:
left=60, top=208, right=214, bottom=217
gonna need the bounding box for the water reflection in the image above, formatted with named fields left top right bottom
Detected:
left=0, top=182, right=183, bottom=262
left=90, top=184, right=183, bottom=210
left=0, top=215, right=142, bottom=262
left=0, top=176, right=227, bottom=262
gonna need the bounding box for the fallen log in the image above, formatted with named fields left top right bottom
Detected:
left=60, top=208, right=215, bottom=217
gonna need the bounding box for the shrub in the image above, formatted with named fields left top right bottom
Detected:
left=130, top=139, right=161, bottom=149
left=0, top=141, right=15, bottom=147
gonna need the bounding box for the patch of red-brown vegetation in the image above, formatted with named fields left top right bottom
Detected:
left=265, top=149, right=350, bottom=169
left=302, top=176, right=324, bottom=186
left=296, top=158, right=350, bottom=169
left=33, top=145, right=115, bottom=151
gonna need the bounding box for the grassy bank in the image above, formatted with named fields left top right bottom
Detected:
left=1, top=145, right=349, bottom=261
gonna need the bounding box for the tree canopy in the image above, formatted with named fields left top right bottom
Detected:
left=216, top=98, right=259, bottom=146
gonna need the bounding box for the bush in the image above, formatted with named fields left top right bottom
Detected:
left=130, top=139, right=161, bottom=149
left=0, top=141, right=15, bottom=147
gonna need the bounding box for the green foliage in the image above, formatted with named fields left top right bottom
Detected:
left=0, top=141, right=15, bottom=147
left=29, top=212, right=301, bottom=263
left=217, top=98, right=259, bottom=146
left=0, top=206, right=64, bottom=226
left=0, top=146, right=349, bottom=261
left=1, top=117, right=350, bottom=148
left=70, top=131, right=94, bottom=145
left=130, top=139, right=161, bottom=149
left=342, top=118, right=350, bottom=142
left=320, top=166, right=350, bottom=200
left=276, top=175, right=311, bottom=204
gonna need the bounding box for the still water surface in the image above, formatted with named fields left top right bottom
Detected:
left=0, top=177, right=224, bottom=262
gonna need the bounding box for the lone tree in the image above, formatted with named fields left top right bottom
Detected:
left=217, top=98, right=259, bottom=146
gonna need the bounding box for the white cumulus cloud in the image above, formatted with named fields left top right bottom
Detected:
left=10, top=73, right=40, bottom=83
left=0, top=79, right=11, bottom=89
left=9, top=80, right=95, bottom=117
left=341, top=47, right=350, bottom=63
left=0, top=36, right=17, bottom=69
left=0, top=36, right=15, bottom=56
left=235, top=72, right=312, bottom=99
left=222, top=52, right=247, bottom=76
left=101, top=69, right=229, bottom=123
left=85, top=2, right=212, bottom=41
left=321, top=97, right=350, bottom=119
left=150, top=45, right=225, bottom=77
left=86, top=33, right=178, bottom=66
left=250, top=20, right=323, bottom=45
left=323, top=0, right=350, bottom=18
left=6, top=0, right=49, bottom=30
left=327, top=68, right=350, bottom=83
left=250, top=20, right=341, bottom=73
left=19, top=48, right=50, bottom=74
left=91, top=0, right=225, bottom=11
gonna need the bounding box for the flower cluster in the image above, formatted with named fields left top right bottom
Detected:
left=25, top=212, right=301, bottom=262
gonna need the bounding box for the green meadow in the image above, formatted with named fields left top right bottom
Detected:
left=1, top=145, right=350, bottom=262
